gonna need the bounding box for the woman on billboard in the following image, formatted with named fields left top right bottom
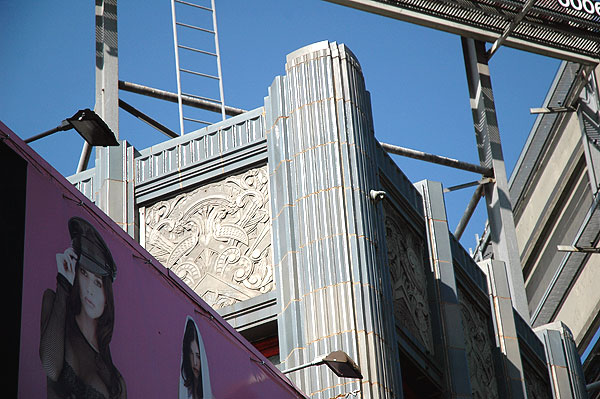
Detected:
left=180, top=317, right=212, bottom=399
left=40, top=216, right=126, bottom=399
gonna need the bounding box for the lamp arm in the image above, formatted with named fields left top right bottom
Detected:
left=282, top=355, right=326, bottom=374
left=24, top=120, right=72, bottom=143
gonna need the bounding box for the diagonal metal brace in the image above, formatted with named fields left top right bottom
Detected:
left=487, top=0, right=537, bottom=59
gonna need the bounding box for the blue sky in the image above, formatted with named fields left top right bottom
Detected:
left=0, top=0, right=561, bottom=250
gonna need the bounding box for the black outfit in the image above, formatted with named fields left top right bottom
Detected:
left=40, top=274, right=126, bottom=399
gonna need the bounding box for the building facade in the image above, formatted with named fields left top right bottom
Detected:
left=69, top=41, right=587, bottom=398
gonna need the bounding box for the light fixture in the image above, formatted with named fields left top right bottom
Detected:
left=25, top=109, right=118, bottom=146
left=282, top=350, right=363, bottom=379
left=557, top=245, right=600, bottom=254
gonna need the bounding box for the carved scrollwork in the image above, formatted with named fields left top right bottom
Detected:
left=458, top=289, right=499, bottom=399
left=383, top=202, right=434, bottom=353
left=144, top=166, right=273, bottom=309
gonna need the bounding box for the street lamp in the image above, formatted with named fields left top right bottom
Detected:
left=282, top=350, right=363, bottom=379
left=24, top=109, right=118, bottom=146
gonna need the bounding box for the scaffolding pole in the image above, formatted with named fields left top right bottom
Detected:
left=118, top=80, right=245, bottom=116
left=380, top=141, right=492, bottom=175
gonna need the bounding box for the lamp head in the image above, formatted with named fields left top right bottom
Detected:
left=322, top=351, right=363, bottom=379
left=66, top=108, right=119, bottom=147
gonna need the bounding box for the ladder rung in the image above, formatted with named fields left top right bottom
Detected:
left=175, top=0, right=212, bottom=12
left=178, top=44, right=217, bottom=57
left=183, top=116, right=212, bottom=125
left=182, top=92, right=222, bottom=104
left=176, top=22, right=214, bottom=34
left=180, top=68, right=220, bottom=80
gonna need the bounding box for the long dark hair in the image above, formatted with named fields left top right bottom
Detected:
left=69, top=265, right=122, bottom=399
left=181, top=318, right=203, bottom=398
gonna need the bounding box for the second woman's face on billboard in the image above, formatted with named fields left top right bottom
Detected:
left=189, top=339, right=201, bottom=379
left=78, top=267, right=106, bottom=320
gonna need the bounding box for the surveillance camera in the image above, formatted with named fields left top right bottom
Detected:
left=370, top=190, right=386, bottom=203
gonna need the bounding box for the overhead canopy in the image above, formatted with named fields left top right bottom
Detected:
left=327, top=0, right=600, bottom=64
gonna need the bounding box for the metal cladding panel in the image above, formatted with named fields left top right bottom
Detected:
left=266, top=41, right=402, bottom=398
left=417, top=180, right=474, bottom=398
left=514, top=309, right=548, bottom=364
left=328, top=0, right=600, bottom=64
left=535, top=322, right=590, bottom=399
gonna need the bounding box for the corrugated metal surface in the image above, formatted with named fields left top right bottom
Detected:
left=266, top=41, right=402, bottom=398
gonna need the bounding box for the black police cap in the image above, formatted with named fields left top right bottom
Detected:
left=68, top=217, right=116, bottom=281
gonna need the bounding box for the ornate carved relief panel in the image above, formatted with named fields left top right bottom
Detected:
left=143, top=166, right=273, bottom=309
left=383, top=201, right=434, bottom=353
left=458, top=288, right=500, bottom=399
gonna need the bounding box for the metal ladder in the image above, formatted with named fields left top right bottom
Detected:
left=171, top=0, right=226, bottom=135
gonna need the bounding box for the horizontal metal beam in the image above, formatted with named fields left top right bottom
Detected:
left=529, top=64, right=593, bottom=117
left=379, top=141, right=493, bottom=175
left=557, top=245, right=600, bottom=253
left=118, top=80, right=246, bottom=117
left=530, top=106, right=576, bottom=114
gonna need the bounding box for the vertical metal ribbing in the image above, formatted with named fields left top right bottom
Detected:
left=265, top=71, right=305, bottom=383
left=334, top=42, right=397, bottom=399
left=170, top=0, right=185, bottom=136
left=266, top=41, right=401, bottom=399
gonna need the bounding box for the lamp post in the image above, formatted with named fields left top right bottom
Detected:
left=282, top=350, right=363, bottom=379
left=25, top=109, right=118, bottom=147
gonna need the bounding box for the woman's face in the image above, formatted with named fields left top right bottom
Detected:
left=77, top=267, right=106, bottom=320
left=189, top=339, right=201, bottom=379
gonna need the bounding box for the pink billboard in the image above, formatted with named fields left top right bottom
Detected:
left=5, top=120, right=306, bottom=399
